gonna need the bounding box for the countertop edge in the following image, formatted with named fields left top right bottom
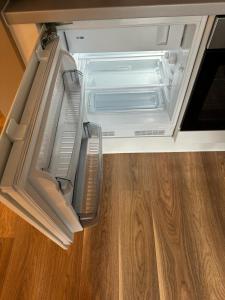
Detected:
left=4, top=3, right=225, bottom=25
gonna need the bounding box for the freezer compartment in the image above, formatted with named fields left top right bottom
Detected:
left=36, top=69, right=83, bottom=189
left=73, top=122, right=102, bottom=227
left=59, top=21, right=185, bottom=53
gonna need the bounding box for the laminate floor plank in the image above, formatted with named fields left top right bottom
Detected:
left=79, top=154, right=160, bottom=300
left=116, top=154, right=150, bottom=192
left=0, top=216, right=84, bottom=300
left=0, top=203, right=17, bottom=238
left=0, top=153, right=225, bottom=300
left=79, top=155, right=120, bottom=300
left=179, top=153, right=225, bottom=300
left=147, top=152, right=225, bottom=300
left=148, top=153, right=202, bottom=300
left=119, top=190, right=160, bottom=300
left=0, top=238, right=14, bottom=298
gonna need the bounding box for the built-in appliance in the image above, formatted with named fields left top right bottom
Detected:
left=181, top=16, right=225, bottom=131
left=57, top=18, right=206, bottom=138
left=0, top=16, right=207, bottom=248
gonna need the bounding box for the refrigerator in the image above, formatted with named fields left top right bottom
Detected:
left=0, top=16, right=207, bottom=248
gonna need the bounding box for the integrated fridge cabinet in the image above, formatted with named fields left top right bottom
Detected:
left=57, top=16, right=207, bottom=138
left=0, top=16, right=208, bottom=248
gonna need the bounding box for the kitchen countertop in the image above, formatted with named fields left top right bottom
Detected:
left=3, top=0, right=225, bottom=24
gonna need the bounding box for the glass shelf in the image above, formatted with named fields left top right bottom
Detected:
left=85, top=56, right=169, bottom=90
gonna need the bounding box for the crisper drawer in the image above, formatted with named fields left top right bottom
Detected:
left=73, top=122, right=103, bottom=227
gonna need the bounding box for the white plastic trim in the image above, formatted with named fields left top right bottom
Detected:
left=6, top=119, right=27, bottom=142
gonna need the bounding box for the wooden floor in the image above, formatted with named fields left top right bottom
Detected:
left=0, top=153, right=225, bottom=299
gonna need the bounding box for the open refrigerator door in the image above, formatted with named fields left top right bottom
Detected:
left=0, top=36, right=85, bottom=248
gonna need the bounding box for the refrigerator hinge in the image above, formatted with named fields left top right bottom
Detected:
left=41, top=27, right=58, bottom=50
left=6, top=119, right=27, bottom=142
left=36, top=26, right=58, bottom=61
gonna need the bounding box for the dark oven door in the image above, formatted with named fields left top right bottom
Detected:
left=181, top=49, right=225, bottom=131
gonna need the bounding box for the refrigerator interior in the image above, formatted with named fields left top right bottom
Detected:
left=57, top=19, right=199, bottom=137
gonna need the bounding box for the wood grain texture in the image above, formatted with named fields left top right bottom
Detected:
left=119, top=190, right=160, bottom=300
left=0, top=238, right=14, bottom=297
left=0, top=153, right=225, bottom=299
left=0, top=203, right=16, bottom=238
left=147, top=152, right=225, bottom=300
left=0, top=110, right=5, bottom=133
left=0, top=209, right=84, bottom=300
left=79, top=155, right=120, bottom=300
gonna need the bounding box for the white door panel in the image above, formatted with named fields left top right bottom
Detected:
left=0, top=37, right=83, bottom=248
